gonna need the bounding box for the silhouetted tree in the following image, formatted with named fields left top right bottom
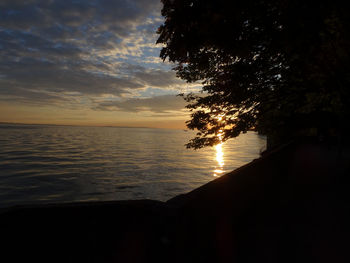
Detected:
left=157, top=0, right=350, bottom=149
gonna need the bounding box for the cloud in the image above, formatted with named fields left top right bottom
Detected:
left=0, top=86, right=66, bottom=106
left=0, top=0, right=181, bottom=107
left=95, top=94, right=187, bottom=114
left=134, top=69, right=184, bottom=88
left=0, top=58, right=143, bottom=95
left=0, top=0, right=161, bottom=33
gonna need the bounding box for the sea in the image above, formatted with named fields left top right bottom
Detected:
left=0, top=124, right=266, bottom=208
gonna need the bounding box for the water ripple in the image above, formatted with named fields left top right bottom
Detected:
left=0, top=124, right=266, bottom=207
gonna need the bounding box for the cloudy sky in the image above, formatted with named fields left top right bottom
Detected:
left=0, top=0, right=196, bottom=128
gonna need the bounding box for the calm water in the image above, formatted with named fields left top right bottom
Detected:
left=0, top=124, right=266, bottom=208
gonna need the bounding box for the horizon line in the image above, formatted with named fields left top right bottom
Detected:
left=0, top=121, right=187, bottom=130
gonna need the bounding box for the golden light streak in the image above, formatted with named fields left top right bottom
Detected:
left=213, top=131, right=225, bottom=177
left=216, top=143, right=224, bottom=167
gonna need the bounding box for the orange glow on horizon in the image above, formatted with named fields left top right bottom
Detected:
left=0, top=103, right=187, bottom=130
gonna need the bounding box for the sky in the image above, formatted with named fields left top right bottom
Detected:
left=0, top=0, right=197, bottom=129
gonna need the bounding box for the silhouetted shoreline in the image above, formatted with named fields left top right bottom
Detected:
left=1, top=137, right=349, bottom=262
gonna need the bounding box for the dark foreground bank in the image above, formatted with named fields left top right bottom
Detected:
left=1, top=138, right=349, bottom=263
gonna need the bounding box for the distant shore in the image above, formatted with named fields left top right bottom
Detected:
left=0, top=121, right=155, bottom=129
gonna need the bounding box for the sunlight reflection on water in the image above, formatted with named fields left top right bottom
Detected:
left=0, top=124, right=266, bottom=207
left=213, top=130, right=225, bottom=177
left=214, top=142, right=225, bottom=177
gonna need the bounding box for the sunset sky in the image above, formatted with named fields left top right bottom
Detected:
left=0, top=0, right=197, bottom=129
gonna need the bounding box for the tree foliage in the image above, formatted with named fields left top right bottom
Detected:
left=157, top=0, right=350, bottom=149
